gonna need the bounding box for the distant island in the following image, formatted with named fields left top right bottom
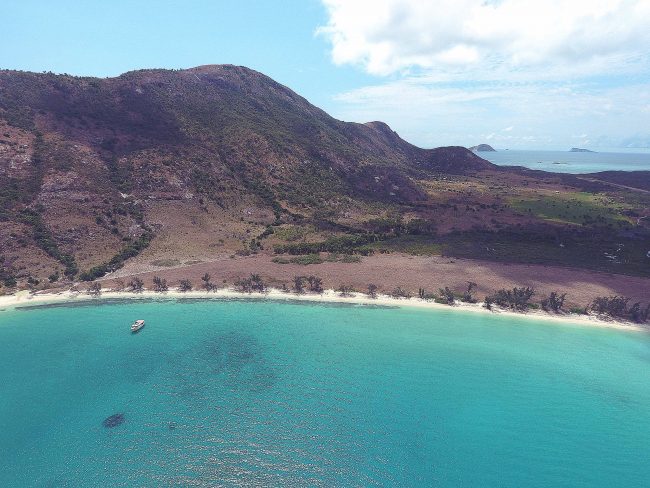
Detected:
left=469, top=144, right=496, bottom=152
left=570, top=148, right=595, bottom=152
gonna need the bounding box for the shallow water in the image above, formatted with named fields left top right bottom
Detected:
left=1, top=299, right=649, bottom=487
left=480, top=150, right=650, bottom=173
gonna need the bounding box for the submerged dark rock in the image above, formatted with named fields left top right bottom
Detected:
left=102, top=413, right=125, bottom=428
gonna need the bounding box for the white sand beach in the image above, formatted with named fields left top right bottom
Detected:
left=0, top=287, right=646, bottom=333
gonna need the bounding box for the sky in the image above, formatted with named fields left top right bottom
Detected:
left=2, top=0, right=650, bottom=150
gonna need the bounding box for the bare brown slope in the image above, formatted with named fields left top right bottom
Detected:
left=0, top=65, right=493, bottom=286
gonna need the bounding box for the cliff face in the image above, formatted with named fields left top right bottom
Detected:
left=0, top=65, right=494, bottom=284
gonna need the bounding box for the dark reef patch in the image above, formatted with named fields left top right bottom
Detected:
left=102, top=413, right=125, bottom=428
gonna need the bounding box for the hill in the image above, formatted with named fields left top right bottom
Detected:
left=1, top=65, right=649, bottom=297
left=469, top=144, right=496, bottom=152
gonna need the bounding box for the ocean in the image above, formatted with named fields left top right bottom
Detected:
left=1, top=298, right=649, bottom=487
left=479, top=150, right=650, bottom=174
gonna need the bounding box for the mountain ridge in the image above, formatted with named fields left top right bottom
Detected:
left=1, top=65, right=649, bottom=290
left=0, top=64, right=491, bottom=285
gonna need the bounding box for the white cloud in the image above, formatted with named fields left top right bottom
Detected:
left=318, top=0, right=650, bottom=149
left=318, top=0, right=650, bottom=77
left=330, top=78, right=650, bottom=149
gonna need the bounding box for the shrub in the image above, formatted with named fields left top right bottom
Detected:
left=628, top=302, right=650, bottom=323
left=235, top=274, right=266, bottom=293
left=19, top=209, right=78, bottom=278
left=541, top=292, right=566, bottom=313
left=338, top=284, right=354, bottom=297
left=339, top=254, right=361, bottom=263
left=486, top=287, right=535, bottom=311
left=201, top=273, right=216, bottom=292
left=79, top=232, right=153, bottom=281
left=152, top=276, right=168, bottom=292
left=292, top=276, right=305, bottom=294
left=484, top=297, right=493, bottom=310
left=590, top=296, right=649, bottom=323
left=178, top=279, right=192, bottom=292
left=438, top=287, right=455, bottom=305
left=569, top=306, right=587, bottom=315
left=591, top=296, right=628, bottom=318
left=418, top=288, right=437, bottom=301
left=274, top=234, right=378, bottom=256
left=235, top=276, right=253, bottom=293
left=390, top=287, right=412, bottom=299
left=461, top=282, right=477, bottom=303
left=87, top=282, right=101, bottom=297
left=128, top=277, right=144, bottom=293
left=307, top=275, right=323, bottom=293
left=367, top=284, right=378, bottom=299
left=250, top=274, right=267, bottom=292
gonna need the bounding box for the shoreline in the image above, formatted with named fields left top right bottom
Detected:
left=1, top=288, right=647, bottom=333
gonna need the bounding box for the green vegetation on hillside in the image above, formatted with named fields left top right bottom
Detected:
left=18, top=209, right=78, bottom=278
left=510, top=192, right=629, bottom=226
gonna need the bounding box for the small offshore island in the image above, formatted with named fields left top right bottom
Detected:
left=469, top=143, right=497, bottom=151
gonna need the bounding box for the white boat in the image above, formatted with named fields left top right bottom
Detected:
left=131, top=319, right=145, bottom=333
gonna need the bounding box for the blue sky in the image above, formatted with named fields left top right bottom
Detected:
left=2, top=0, right=650, bottom=150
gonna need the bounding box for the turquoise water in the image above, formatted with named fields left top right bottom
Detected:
left=1, top=298, right=649, bottom=487
left=480, top=150, right=650, bottom=173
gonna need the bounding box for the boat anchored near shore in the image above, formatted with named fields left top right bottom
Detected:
left=130, top=319, right=145, bottom=333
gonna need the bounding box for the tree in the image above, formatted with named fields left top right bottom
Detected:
left=292, top=276, right=305, bottom=294
left=87, top=281, right=102, bottom=297
left=178, top=279, right=192, bottom=292
left=250, top=274, right=266, bottom=292
left=541, top=292, right=566, bottom=313
left=27, top=276, right=40, bottom=291
left=234, top=274, right=266, bottom=293
left=367, top=284, right=378, bottom=299
left=129, top=277, right=144, bottom=293
left=152, top=276, right=168, bottom=292
left=461, top=282, right=477, bottom=303
left=201, top=273, right=215, bottom=291
left=390, top=287, right=411, bottom=299
left=418, top=288, right=436, bottom=301
left=235, top=276, right=253, bottom=293
left=629, top=303, right=650, bottom=323
left=338, top=284, right=354, bottom=297
left=591, top=296, right=629, bottom=318
left=590, top=296, right=650, bottom=323
left=307, top=275, right=323, bottom=293
left=438, top=287, right=455, bottom=305
left=486, top=287, right=534, bottom=311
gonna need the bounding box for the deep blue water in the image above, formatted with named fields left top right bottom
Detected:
left=479, top=150, right=650, bottom=173
left=1, top=298, right=649, bottom=487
